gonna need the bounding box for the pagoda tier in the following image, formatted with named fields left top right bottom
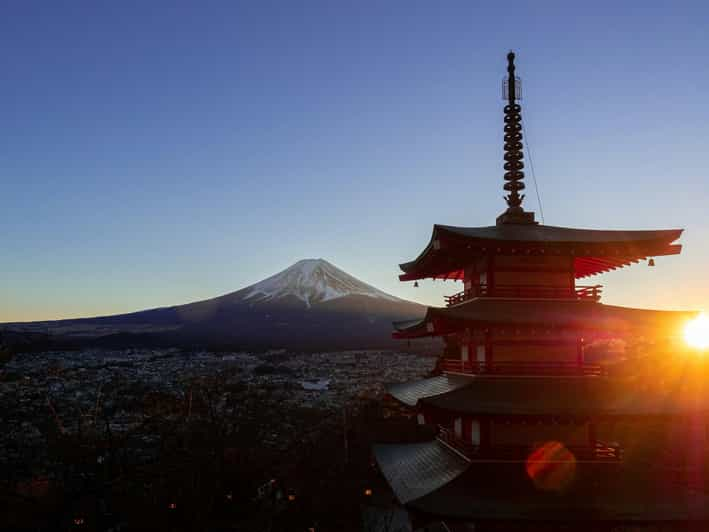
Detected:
left=378, top=375, right=709, bottom=523
left=399, top=224, right=682, bottom=282
left=393, top=299, right=695, bottom=376
left=389, top=375, right=709, bottom=418
left=374, top=450, right=709, bottom=524
left=385, top=374, right=707, bottom=464
left=394, top=299, right=696, bottom=339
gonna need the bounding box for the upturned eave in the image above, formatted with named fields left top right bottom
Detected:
left=399, top=224, right=684, bottom=281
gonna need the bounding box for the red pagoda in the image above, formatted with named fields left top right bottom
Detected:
left=374, top=52, right=708, bottom=530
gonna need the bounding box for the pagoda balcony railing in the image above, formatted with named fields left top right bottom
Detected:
left=444, top=284, right=602, bottom=306
left=440, top=359, right=606, bottom=377
left=437, top=425, right=479, bottom=458
left=437, top=425, right=622, bottom=462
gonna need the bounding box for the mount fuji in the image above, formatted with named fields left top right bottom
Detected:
left=242, top=259, right=401, bottom=308
left=4, top=259, right=425, bottom=351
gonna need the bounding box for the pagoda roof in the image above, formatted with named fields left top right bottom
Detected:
left=411, top=376, right=709, bottom=418
left=388, top=374, right=474, bottom=407
left=399, top=224, right=683, bottom=280
left=372, top=440, right=469, bottom=504
left=393, top=299, right=697, bottom=339
left=409, top=460, right=709, bottom=522
left=375, top=440, right=709, bottom=521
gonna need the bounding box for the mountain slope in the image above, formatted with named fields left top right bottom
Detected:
left=4, top=259, right=425, bottom=350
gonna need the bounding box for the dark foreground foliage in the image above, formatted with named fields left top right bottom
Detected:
left=0, top=374, right=392, bottom=531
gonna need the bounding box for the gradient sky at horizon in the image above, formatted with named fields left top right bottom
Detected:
left=2, top=1, right=708, bottom=322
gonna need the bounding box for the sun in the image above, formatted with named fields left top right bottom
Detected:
left=684, top=314, right=709, bottom=350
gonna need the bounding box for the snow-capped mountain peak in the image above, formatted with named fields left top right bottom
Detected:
left=242, top=258, right=400, bottom=307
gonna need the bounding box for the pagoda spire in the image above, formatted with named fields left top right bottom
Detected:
left=497, top=51, right=536, bottom=225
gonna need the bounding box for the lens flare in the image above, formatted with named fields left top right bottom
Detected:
left=684, top=314, right=709, bottom=350
left=525, top=441, right=576, bottom=492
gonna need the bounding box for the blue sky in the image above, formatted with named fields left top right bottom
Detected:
left=2, top=1, right=708, bottom=321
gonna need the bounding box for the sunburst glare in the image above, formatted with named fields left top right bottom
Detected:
left=684, top=314, right=709, bottom=350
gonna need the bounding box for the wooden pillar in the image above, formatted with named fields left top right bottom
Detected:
left=588, top=418, right=597, bottom=446
left=487, top=254, right=495, bottom=296
left=480, top=417, right=491, bottom=452
left=470, top=418, right=482, bottom=446
left=569, top=255, right=576, bottom=294
left=576, top=336, right=584, bottom=373
left=485, top=329, right=493, bottom=368
left=464, top=265, right=476, bottom=292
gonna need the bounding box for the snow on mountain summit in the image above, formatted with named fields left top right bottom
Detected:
left=242, top=258, right=401, bottom=307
